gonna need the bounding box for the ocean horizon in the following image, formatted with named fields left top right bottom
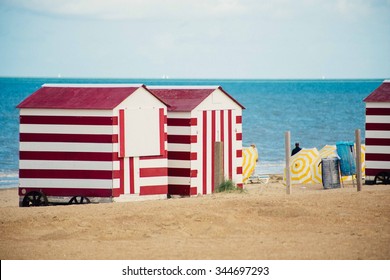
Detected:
left=0, top=77, right=384, bottom=188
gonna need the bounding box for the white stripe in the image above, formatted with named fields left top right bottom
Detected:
left=123, top=157, right=130, bottom=195
left=167, top=143, right=191, bottom=152
left=366, top=146, right=390, bottom=154
left=366, top=103, right=390, bottom=108
left=236, top=174, right=243, bottom=184
left=20, top=124, right=116, bottom=135
left=223, top=110, right=229, bottom=177
left=167, top=126, right=193, bottom=135
left=168, top=177, right=191, bottom=185
left=215, top=110, right=221, bottom=142
left=365, top=131, right=390, bottom=138
left=19, top=160, right=119, bottom=171
left=167, top=112, right=191, bottom=118
left=20, top=142, right=116, bottom=152
left=206, top=110, right=212, bottom=194
left=43, top=83, right=143, bottom=88
left=366, top=161, right=390, bottom=169
left=366, top=116, right=390, bottom=123
left=139, top=177, right=168, bottom=187
left=139, top=158, right=167, bottom=168
left=19, top=179, right=114, bottom=188
left=133, top=157, right=140, bottom=194
left=236, top=158, right=243, bottom=168
left=20, top=109, right=115, bottom=116
left=168, top=160, right=192, bottom=168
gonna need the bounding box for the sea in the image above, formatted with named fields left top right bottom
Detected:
left=0, top=77, right=384, bottom=189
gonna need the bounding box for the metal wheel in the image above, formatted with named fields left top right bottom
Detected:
left=68, top=196, right=90, bottom=205
left=22, top=191, right=49, bottom=207
left=374, top=172, right=390, bottom=185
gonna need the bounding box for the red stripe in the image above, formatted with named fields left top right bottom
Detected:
left=167, top=135, right=197, bottom=144
left=236, top=150, right=242, bottom=157
left=366, top=108, right=390, bottom=115
left=366, top=123, right=390, bottom=131
left=168, top=184, right=191, bottom=196
left=236, top=115, right=242, bottom=124
left=129, top=157, right=135, bottom=194
left=237, top=183, right=243, bottom=189
left=168, top=151, right=197, bottom=160
left=167, top=118, right=197, bottom=126
left=119, top=109, right=125, bottom=157
left=168, top=168, right=196, bottom=177
left=366, top=168, right=390, bottom=176
left=366, top=138, right=390, bottom=146
left=140, top=185, right=168, bottom=195
left=18, top=187, right=112, bottom=198
left=236, top=133, right=242, bottom=141
left=220, top=110, right=225, bottom=143
left=19, top=169, right=119, bottom=179
left=190, top=187, right=197, bottom=196
left=20, top=133, right=118, bottom=143
left=366, top=153, right=390, bottom=161
left=191, top=169, right=198, bottom=178
left=140, top=167, right=167, bottom=177
left=20, top=151, right=118, bottom=161
left=212, top=110, right=216, bottom=193
left=159, top=108, right=165, bottom=156
left=203, top=111, right=207, bottom=195
left=228, top=110, right=233, bottom=179
left=20, top=115, right=118, bottom=125
left=237, top=166, right=243, bottom=174
left=119, top=158, right=124, bottom=195
left=112, top=187, right=121, bottom=197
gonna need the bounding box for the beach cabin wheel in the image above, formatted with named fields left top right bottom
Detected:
left=22, top=191, right=48, bottom=207
left=68, top=196, right=90, bottom=205
left=374, top=172, right=390, bottom=185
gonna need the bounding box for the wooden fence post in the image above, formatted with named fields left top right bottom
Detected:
left=285, top=131, right=291, bottom=195
left=355, top=129, right=362, bottom=192
left=214, top=142, right=224, bottom=190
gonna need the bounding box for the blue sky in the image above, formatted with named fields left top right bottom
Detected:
left=0, top=0, right=389, bottom=79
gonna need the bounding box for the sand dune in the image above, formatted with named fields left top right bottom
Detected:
left=1, top=178, right=389, bottom=260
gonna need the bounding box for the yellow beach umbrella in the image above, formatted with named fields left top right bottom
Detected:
left=289, top=148, right=319, bottom=184
left=311, top=145, right=338, bottom=183
left=310, top=144, right=366, bottom=184
left=242, top=145, right=258, bottom=183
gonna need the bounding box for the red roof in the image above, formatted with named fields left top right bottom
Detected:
left=17, top=84, right=156, bottom=109
left=364, top=81, right=390, bottom=103
left=148, top=86, right=245, bottom=112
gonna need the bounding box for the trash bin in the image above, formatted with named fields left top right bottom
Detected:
left=336, top=141, right=356, bottom=176
left=321, top=157, right=341, bottom=189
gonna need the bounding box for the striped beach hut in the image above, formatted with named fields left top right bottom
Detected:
left=363, top=80, right=390, bottom=184
left=17, top=84, right=168, bottom=206
left=148, top=86, right=245, bottom=196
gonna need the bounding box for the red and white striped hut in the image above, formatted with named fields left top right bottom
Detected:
left=364, top=80, right=390, bottom=184
left=148, top=86, right=245, bottom=196
left=17, top=84, right=168, bottom=206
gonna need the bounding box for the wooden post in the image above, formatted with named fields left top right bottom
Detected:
left=285, top=131, right=291, bottom=195
left=355, top=129, right=362, bottom=192
left=214, top=142, right=224, bottom=190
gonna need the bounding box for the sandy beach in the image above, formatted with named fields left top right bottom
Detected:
left=0, top=176, right=389, bottom=260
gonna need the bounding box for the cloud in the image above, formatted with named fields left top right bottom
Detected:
left=3, top=0, right=389, bottom=22
left=3, top=0, right=248, bottom=20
